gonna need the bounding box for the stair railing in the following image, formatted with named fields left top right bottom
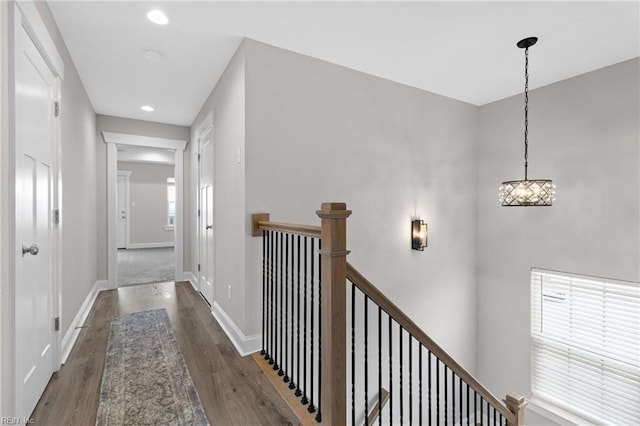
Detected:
left=252, top=203, right=526, bottom=425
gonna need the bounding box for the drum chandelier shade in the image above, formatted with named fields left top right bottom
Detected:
left=499, top=37, right=556, bottom=207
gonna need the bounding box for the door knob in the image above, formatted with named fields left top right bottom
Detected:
left=206, top=225, right=213, bottom=230
left=22, top=243, right=39, bottom=257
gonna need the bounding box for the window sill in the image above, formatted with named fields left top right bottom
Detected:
left=164, top=226, right=175, bottom=231
left=528, top=397, right=602, bottom=426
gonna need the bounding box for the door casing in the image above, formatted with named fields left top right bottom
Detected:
left=103, top=132, right=187, bottom=289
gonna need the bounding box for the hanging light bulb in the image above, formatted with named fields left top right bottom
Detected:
left=499, top=37, right=556, bottom=207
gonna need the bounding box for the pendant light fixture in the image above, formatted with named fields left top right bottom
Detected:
left=499, top=37, right=556, bottom=207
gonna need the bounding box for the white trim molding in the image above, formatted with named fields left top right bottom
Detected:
left=127, top=242, right=175, bottom=249
left=14, top=1, right=64, bottom=79
left=60, top=280, right=109, bottom=364
left=105, top=133, right=187, bottom=288
left=102, top=131, right=187, bottom=151
left=211, top=302, right=261, bottom=357
left=182, top=271, right=198, bottom=292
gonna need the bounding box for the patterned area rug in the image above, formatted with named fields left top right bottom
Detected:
left=96, top=309, right=209, bottom=426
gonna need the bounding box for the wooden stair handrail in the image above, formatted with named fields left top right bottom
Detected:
left=252, top=213, right=321, bottom=238
left=346, top=262, right=517, bottom=425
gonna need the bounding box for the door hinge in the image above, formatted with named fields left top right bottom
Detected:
left=198, top=154, right=201, bottom=161
left=54, top=209, right=60, bottom=225
left=197, top=209, right=200, bottom=217
left=197, top=264, right=201, bottom=272
left=54, top=317, right=60, bottom=331
left=54, top=101, right=60, bottom=117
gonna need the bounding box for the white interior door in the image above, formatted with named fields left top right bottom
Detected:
left=199, top=130, right=214, bottom=305
left=14, top=16, right=58, bottom=419
left=116, top=174, right=128, bottom=249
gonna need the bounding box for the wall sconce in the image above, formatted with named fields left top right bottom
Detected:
left=411, top=219, right=428, bottom=251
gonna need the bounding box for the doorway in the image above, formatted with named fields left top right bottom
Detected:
left=103, top=132, right=187, bottom=289
left=198, top=123, right=214, bottom=305
left=116, top=148, right=176, bottom=286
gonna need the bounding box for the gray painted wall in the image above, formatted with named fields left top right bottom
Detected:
left=190, top=45, right=246, bottom=328
left=1, top=1, right=97, bottom=413
left=243, top=40, right=479, bottom=368
left=476, top=58, right=640, bottom=424
left=95, top=115, right=189, bottom=279
left=189, top=39, right=480, bottom=370
left=117, top=162, right=175, bottom=245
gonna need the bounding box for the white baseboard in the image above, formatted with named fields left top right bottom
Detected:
left=60, top=279, right=109, bottom=363
left=182, top=271, right=198, bottom=292
left=126, top=242, right=175, bottom=249
left=211, top=301, right=261, bottom=357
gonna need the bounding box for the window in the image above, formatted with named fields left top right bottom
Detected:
left=531, top=269, right=640, bottom=425
left=167, top=177, right=175, bottom=226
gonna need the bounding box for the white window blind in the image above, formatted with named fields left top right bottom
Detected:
left=531, top=269, right=640, bottom=425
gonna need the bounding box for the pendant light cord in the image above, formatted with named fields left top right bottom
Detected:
left=524, top=46, right=529, bottom=181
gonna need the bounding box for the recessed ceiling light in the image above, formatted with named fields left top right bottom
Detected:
left=147, top=10, right=169, bottom=25
left=144, top=49, right=163, bottom=62
left=141, top=105, right=154, bottom=112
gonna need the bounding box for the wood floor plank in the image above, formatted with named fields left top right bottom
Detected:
left=31, top=281, right=300, bottom=426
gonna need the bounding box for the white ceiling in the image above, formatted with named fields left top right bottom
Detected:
left=48, top=1, right=640, bottom=127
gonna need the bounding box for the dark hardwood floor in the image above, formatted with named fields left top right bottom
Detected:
left=31, top=281, right=300, bottom=425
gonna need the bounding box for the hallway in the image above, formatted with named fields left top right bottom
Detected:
left=31, top=282, right=299, bottom=425
left=117, top=248, right=176, bottom=286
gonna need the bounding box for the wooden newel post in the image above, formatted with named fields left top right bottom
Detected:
left=316, top=202, right=351, bottom=426
left=504, top=393, right=527, bottom=426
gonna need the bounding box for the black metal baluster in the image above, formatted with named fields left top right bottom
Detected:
left=436, top=358, right=440, bottom=423
left=480, top=397, right=484, bottom=425
left=290, top=236, right=297, bottom=390
left=399, top=326, right=403, bottom=424
left=315, top=248, right=322, bottom=423
left=409, top=335, right=413, bottom=425
left=473, top=391, right=478, bottom=425
left=292, top=235, right=300, bottom=392
left=378, top=306, right=382, bottom=426
left=261, top=230, right=266, bottom=356
left=364, top=294, right=369, bottom=423
left=458, top=376, right=463, bottom=426
left=308, top=238, right=316, bottom=413
left=270, top=231, right=276, bottom=366
left=466, top=383, right=470, bottom=426
left=419, top=345, right=423, bottom=426
left=351, top=283, right=356, bottom=426
left=451, top=373, right=456, bottom=426
left=444, top=366, right=448, bottom=426
left=428, top=351, right=432, bottom=426
left=388, top=317, right=393, bottom=425
left=500, top=412, right=504, bottom=426
left=264, top=231, right=273, bottom=361
left=493, top=406, right=497, bottom=426
left=301, top=237, right=309, bottom=405
left=283, top=234, right=289, bottom=382
left=278, top=232, right=283, bottom=375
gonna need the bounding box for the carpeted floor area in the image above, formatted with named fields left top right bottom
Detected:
left=118, top=247, right=175, bottom=286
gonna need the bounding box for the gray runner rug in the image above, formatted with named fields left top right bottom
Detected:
left=96, top=309, right=209, bottom=426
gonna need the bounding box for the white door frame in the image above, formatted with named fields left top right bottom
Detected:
left=116, top=170, right=132, bottom=249
left=103, top=132, right=187, bottom=289
left=5, top=0, right=65, bottom=417
left=195, top=112, right=214, bottom=296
